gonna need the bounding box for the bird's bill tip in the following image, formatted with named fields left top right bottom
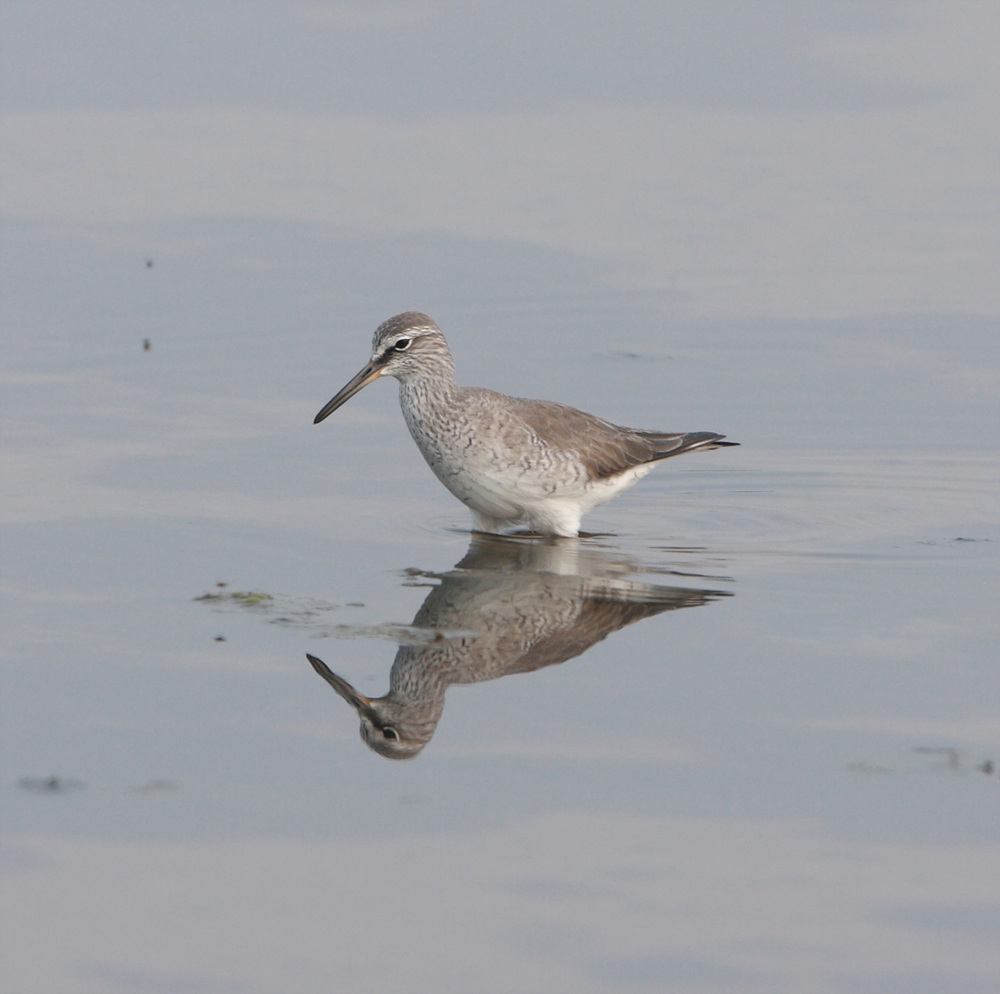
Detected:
left=313, top=363, right=385, bottom=424
left=306, top=654, right=374, bottom=710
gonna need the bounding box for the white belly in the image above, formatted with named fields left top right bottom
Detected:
left=413, top=420, right=656, bottom=534
left=400, top=384, right=658, bottom=536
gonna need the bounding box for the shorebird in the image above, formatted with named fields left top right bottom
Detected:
left=314, top=312, right=737, bottom=537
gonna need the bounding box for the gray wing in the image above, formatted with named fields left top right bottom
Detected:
left=506, top=397, right=736, bottom=479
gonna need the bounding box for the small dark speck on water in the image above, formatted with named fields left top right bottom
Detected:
left=145, top=259, right=153, bottom=268
left=214, top=635, right=226, bottom=642
left=143, top=338, right=151, bottom=351
left=18, top=776, right=84, bottom=793
left=596, top=350, right=672, bottom=362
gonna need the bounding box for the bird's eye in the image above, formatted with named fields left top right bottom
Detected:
left=381, top=726, right=399, bottom=741
left=393, top=339, right=412, bottom=352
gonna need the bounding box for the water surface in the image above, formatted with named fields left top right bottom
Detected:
left=2, top=4, right=999, bottom=993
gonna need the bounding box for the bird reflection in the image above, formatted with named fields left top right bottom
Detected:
left=307, top=534, right=731, bottom=759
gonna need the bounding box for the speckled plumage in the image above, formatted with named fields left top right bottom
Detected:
left=314, top=312, right=738, bottom=536
left=307, top=534, right=728, bottom=758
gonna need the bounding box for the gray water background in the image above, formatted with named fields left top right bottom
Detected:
left=2, top=3, right=998, bottom=992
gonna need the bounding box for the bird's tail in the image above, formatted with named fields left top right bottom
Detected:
left=642, top=431, right=739, bottom=461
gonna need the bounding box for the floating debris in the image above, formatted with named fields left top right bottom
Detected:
left=847, top=747, right=998, bottom=780
left=192, top=586, right=449, bottom=641
left=195, top=589, right=274, bottom=607
left=18, top=776, right=84, bottom=793
left=194, top=586, right=344, bottom=629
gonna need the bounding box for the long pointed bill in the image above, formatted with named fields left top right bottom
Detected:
left=306, top=654, right=376, bottom=715
left=313, top=362, right=385, bottom=423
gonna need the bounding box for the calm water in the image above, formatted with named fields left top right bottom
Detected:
left=3, top=4, right=999, bottom=993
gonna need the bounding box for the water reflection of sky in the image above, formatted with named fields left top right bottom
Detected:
left=2, top=3, right=999, bottom=993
